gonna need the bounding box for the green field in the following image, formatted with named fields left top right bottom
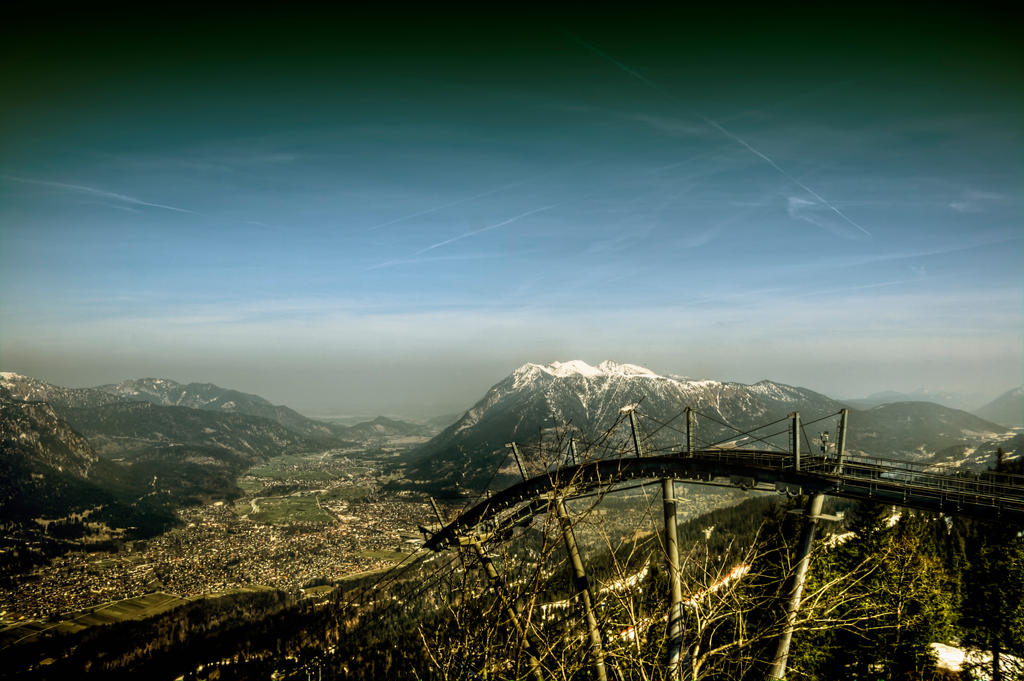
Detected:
left=0, top=588, right=282, bottom=649
left=239, top=494, right=333, bottom=524
left=321, top=485, right=373, bottom=502
left=246, top=454, right=347, bottom=482
left=352, top=549, right=409, bottom=563
left=0, top=592, right=186, bottom=647
left=335, top=565, right=397, bottom=584
left=237, top=476, right=265, bottom=494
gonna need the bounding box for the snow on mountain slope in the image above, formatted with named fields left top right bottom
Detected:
left=470, top=360, right=830, bottom=433
left=0, top=386, right=98, bottom=479
left=1, top=372, right=345, bottom=442
left=1, top=372, right=123, bottom=410
left=408, top=360, right=842, bottom=489
left=99, top=378, right=274, bottom=410
left=96, top=378, right=341, bottom=441
left=407, top=360, right=1013, bottom=491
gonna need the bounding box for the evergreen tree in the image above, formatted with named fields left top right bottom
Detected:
left=831, top=501, right=896, bottom=680
left=791, top=504, right=956, bottom=681
left=959, top=455, right=1024, bottom=681
left=874, top=513, right=955, bottom=680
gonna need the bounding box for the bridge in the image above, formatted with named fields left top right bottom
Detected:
left=425, top=448, right=1024, bottom=551
left=406, top=407, right=1024, bottom=681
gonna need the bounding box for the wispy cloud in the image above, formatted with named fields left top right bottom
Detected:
left=700, top=118, right=872, bottom=238
left=366, top=161, right=592, bottom=232
left=823, top=235, right=1023, bottom=269
left=89, top=201, right=142, bottom=214
left=566, top=32, right=873, bottom=239
left=584, top=224, right=655, bottom=255
left=414, top=203, right=562, bottom=255
left=949, top=189, right=1004, bottom=213
left=364, top=251, right=512, bottom=271
left=365, top=181, right=526, bottom=232
left=787, top=195, right=859, bottom=238
left=1, top=174, right=197, bottom=214
left=620, top=112, right=709, bottom=138
left=789, top=278, right=920, bottom=299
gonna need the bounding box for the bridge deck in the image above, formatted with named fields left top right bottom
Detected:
left=425, top=449, right=1024, bottom=550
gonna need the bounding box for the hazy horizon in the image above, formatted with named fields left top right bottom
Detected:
left=2, top=8, right=1021, bottom=417
left=0, top=358, right=1012, bottom=420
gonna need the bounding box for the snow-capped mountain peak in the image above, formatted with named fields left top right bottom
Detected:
left=510, top=360, right=668, bottom=391
left=516, top=359, right=664, bottom=382
left=411, top=360, right=857, bottom=489
left=411, top=361, right=1014, bottom=492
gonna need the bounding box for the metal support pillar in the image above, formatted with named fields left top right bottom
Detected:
left=508, top=442, right=529, bottom=481
left=428, top=497, right=446, bottom=529
left=768, top=492, right=825, bottom=680
left=629, top=409, right=644, bottom=457
left=465, top=536, right=545, bottom=681
left=791, top=412, right=801, bottom=471
left=554, top=496, right=608, bottom=681
left=836, top=409, right=848, bottom=475
left=429, top=497, right=466, bottom=571
left=662, top=477, right=684, bottom=679
left=439, top=496, right=542, bottom=680
left=685, top=407, right=694, bottom=456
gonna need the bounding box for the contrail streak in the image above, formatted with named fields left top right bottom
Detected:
left=566, top=32, right=872, bottom=238
left=366, top=161, right=593, bottom=232
left=1, top=174, right=197, bottom=214
left=364, top=251, right=509, bottom=271
left=700, top=119, right=872, bottom=237
left=366, top=179, right=529, bottom=232
left=415, top=203, right=561, bottom=255
left=793, top=278, right=916, bottom=298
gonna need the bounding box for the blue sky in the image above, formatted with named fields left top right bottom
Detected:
left=1, top=8, right=1021, bottom=416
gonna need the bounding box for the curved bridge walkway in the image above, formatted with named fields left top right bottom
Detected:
left=420, top=407, right=1024, bottom=681
left=425, top=447, right=1024, bottom=551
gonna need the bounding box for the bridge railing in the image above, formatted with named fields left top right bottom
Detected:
left=835, top=459, right=1023, bottom=509
left=665, top=448, right=1024, bottom=515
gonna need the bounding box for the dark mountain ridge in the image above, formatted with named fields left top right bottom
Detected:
left=2, top=372, right=450, bottom=445
left=97, top=377, right=344, bottom=442
left=0, top=372, right=123, bottom=411
left=61, top=400, right=321, bottom=460
left=339, top=415, right=434, bottom=441
left=1, top=372, right=351, bottom=444
left=0, top=377, right=342, bottom=571
left=0, top=389, right=179, bottom=572
left=407, top=360, right=1012, bottom=491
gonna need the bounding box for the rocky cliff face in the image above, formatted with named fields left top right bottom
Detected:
left=0, top=387, right=98, bottom=479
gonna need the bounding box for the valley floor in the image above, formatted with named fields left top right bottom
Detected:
left=0, top=448, right=431, bottom=625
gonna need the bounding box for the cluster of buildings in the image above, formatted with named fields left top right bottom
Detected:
left=1, top=471, right=432, bottom=624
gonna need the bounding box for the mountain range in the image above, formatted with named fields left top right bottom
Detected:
left=2, top=364, right=1018, bottom=558
left=1, top=374, right=343, bottom=442
left=1, top=386, right=178, bottom=574
left=0, top=372, right=437, bottom=571
left=842, top=389, right=986, bottom=411
left=406, top=360, right=1015, bottom=492
left=0, top=373, right=442, bottom=444
left=0, top=372, right=345, bottom=512
left=974, top=386, right=1024, bottom=428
